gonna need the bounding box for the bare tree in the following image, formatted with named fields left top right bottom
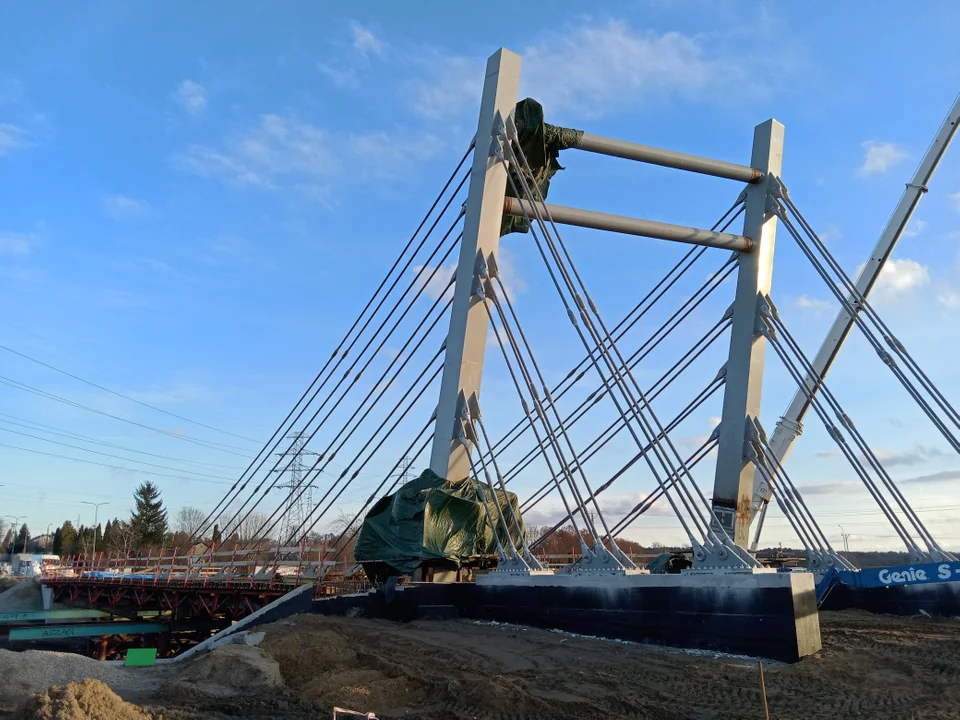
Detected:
left=108, top=520, right=136, bottom=558
left=174, top=506, right=207, bottom=537
left=222, top=512, right=272, bottom=542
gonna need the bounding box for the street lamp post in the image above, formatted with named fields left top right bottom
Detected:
left=80, top=502, right=109, bottom=563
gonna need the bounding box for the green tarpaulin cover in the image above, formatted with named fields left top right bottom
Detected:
left=354, top=469, right=525, bottom=574
left=501, top=97, right=583, bottom=236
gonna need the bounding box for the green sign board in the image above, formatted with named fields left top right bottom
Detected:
left=125, top=648, right=158, bottom=666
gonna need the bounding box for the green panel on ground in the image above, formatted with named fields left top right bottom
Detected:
left=9, top=621, right=167, bottom=640
left=125, top=648, right=158, bottom=666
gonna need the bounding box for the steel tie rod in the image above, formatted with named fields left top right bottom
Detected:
left=502, top=197, right=752, bottom=252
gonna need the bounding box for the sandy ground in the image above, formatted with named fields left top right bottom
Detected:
left=4, top=610, right=960, bottom=719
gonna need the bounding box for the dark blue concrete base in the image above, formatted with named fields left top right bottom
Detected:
left=822, top=580, right=960, bottom=616
left=314, top=576, right=820, bottom=663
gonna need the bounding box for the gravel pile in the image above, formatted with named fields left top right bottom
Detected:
left=0, top=579, right=42, bottom=611
left=0, top=649, right=136, bottom=702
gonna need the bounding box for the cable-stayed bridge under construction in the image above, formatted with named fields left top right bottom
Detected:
left=37, top=48, right=960, bottom=662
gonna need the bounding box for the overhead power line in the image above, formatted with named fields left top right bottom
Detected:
left=0, top=440, right=231, bottom=485
left=0, top=342, right=260, bottom=444
left=0, top=375, right=254, bottom=457
left=0, top=426, right=235, bottom=481
left=0, top=412, right=246, bottom=470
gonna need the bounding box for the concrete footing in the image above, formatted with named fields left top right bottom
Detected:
left=314, top=569, right=821, bottom=662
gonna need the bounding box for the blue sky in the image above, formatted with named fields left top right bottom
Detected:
left=1, top=1, right=959, bottom=553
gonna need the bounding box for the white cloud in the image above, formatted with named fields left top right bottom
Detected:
left=861, top=257, right=930, bottom=304
left=796, top=295, right=834, bottom=312
left=411, top=20, right=764, bottom=119
left=318, top=64, right=361, bottom=90
left=856, top=141, right=909, bottom=177
left=0, top=231, right=34, bottom=255
left=103, top=194, right=149, bottom=220
left=818, top=224, right=842, bottom=244
left=493, top=246, right=527, bottom=298
left=902, top=219, right=927, bottom=238
left=937, top=286, right=960, bottom=309
left=816, top=444, right=946, bottom=468
left=174, top=113, right=442, bottom=200
left=950, top=192, right=960, bottom=213
left=412, top=54, right=484, bottom=119
left=352, top=24, right=383, bottom=57
left=412, top=261, right=457, bottom=302
left=174, top=80, right=207, bottom=114
left=0, top=123, right=29, bottom=155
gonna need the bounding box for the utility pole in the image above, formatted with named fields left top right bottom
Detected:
left=5, top=515, right=25, bottom=558
left=80, top=502, right=109, bottom=561
left=838, top=525, right=851, bottom=554
left=271, top=431, right=319, bottom=545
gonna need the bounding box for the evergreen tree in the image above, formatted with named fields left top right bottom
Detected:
left=15, top=524, right=30, bottom=553
left=102, top=520, right=114, bottom=549
left=130, top=481, right=167, bottom=549
left=212, top=524, right=222, bottom=546
left=52, top=527, right=63, bottom=555
left=2, top=528, right=13, bottom=553
left=59, top=521, right=78, bottom=556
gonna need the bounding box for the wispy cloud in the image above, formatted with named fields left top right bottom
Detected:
left=173, top=80, right=207, bottom=115
left=936, top=286, right=960, bottom=309
left=102, top=194, right=149, bottom=221
left=902, top=219, right=927, bottom=238
left=412, top=261, right=456, bottom=302
left=99, top=289, right=152, bottom=309
left=352, top=23, right=383, bottom=57
left=901, top=469, right=960, bottom=485
left=174, top=113, right=441, bottom=201
left=0, top=231, right=34, bottom=255
left=817, top=444, right=947, bottom=468
left=857, top=141, right=909, bottom=177
left=318, top=23, right=385, bottom=89
left=0, top=123, right=30, bottom=156
left=410, top=20, right=781, bottom=119
left=950, top=192, right=960, bottom=213
left=796, top=295, right=834, bottom=313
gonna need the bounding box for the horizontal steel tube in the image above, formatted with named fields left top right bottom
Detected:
left=503, top=197, right=753, bottom=252
left=577, top=132, right=762, bottom=184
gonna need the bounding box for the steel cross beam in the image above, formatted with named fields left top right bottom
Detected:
left=429, top=48, right=521, bottom=481
left=710, top=119, right=784, bottom=547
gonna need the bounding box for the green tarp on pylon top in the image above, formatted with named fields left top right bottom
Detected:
left=354, top=469, right=525, bottom=574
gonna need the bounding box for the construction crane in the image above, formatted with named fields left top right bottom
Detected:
left=750, top=94, right=960, bottom=550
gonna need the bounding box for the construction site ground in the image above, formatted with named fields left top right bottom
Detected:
left=2, top=608, right=960, bottom=719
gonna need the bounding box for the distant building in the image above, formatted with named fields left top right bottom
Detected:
left=31, top=534, right=54, bottom=551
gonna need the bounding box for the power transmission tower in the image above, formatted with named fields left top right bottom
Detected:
left=272, top=431, right=319, bottom=545
left=398, top=456, right=415, bottom=483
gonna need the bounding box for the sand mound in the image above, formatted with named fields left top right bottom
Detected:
left=166, top=644, right=283, bottom=698
left=0, top=579, right=42, bottom=612
left=0, top=649, right=135, bottom=703
left=19, top=678, right=156, bottom=720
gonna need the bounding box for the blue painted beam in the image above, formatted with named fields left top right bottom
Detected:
left=9, top=622, right=168, bottom=640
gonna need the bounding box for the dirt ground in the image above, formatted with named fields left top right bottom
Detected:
left=6, top=610, right=960, bottom=719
